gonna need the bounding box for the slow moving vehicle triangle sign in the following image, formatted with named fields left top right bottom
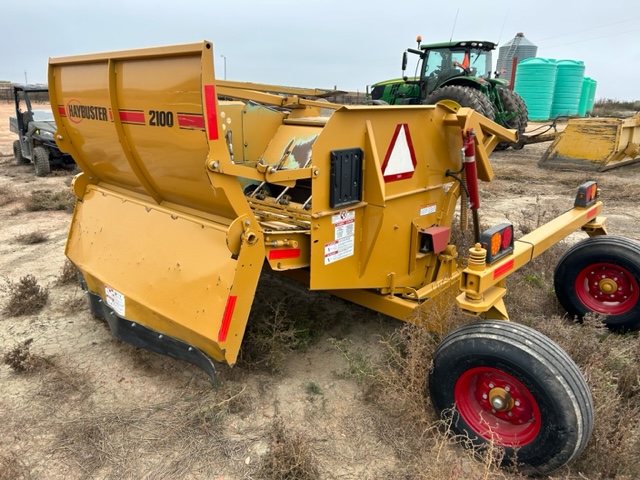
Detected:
left=381, top=123, right=417, bottom=182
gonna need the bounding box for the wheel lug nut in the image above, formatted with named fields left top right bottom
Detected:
left=488, top=383, right=494, bottom=388
left=504, top=386, right=510, bottom=392
left=482, top=393, right=488, bottom=399
left=515, top=400, right=520, bottom=407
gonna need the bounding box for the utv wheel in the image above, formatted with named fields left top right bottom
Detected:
left=424, top=85, right=496, bottom=121
left=33, top=146, right=51, bottom=177
left=554, top=236, right=640, bottom=330
left=13, top=140, right=29, bottom=165
left=429, top=320, right=593, bottom=475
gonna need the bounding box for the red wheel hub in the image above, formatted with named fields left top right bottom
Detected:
left=454, top=367, right=541, bottom=446
left=575, top=262, right=639, bottom=315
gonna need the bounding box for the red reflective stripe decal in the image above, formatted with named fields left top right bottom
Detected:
left=119, top=110, right=145, bottom=123
left=57, top=106, right=66, bottom=116
left=218, top=295, right=237, bottom=342
left=268, top=248, right=301, bottom=260
left=204, top=84, right=219, bottom=140
left=177, top=113, right=205, bottom=129
left=493, top=259, right=515, bottom=279
left=587, top=207, right=597, bottom=220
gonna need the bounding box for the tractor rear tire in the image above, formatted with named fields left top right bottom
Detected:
left=424, top=85, right=496, bottom=121
left=498, top=88, right=528, bottom=133
left=13, top=140, right=29, bottom=165
left=554, top=235, right=640, bottom=330
left=429, top=320, right=593, bottom=475
left=33, top=146, right=51, bottom=177
left=495, top=88, right=528, bottom=150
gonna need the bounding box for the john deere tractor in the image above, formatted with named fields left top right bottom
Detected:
left=370, top=38, right=528, bottom=143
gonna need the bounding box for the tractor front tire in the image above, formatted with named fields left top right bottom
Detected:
left=33, top=146, right=51, bottom=177
left=429, top=320, right=593, bottom=475
left=424, top=85, right=496, bottom=121
left=13, top=140, right=29, bottom=165
left=554, top=235, right=640, bottom=330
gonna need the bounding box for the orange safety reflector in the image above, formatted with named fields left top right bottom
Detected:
left=218, top=295, right=237, bottom=342
left=490, top=232, right=501, bottom=256
left=574, top=181, right=598, bottom=208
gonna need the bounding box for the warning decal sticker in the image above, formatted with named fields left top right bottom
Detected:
left=325, top=210, right=356, bottom=265
left=105, top=285, right=125, bottom=316
left=380, top=123, right=417, bottom=182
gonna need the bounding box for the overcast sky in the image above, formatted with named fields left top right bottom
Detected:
left=2, top=0, right=638, bottom=101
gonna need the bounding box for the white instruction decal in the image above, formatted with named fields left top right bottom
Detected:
left=326, top=210, right=356, bottom=264
left=105, top=285, right=125, bottom=316
left=324, top=237, right=355, bottom=264
left=420, top=203, right=437, bottom=216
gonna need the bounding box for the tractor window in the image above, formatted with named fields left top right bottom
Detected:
left=424, top=49, right=447, bottom=76
left=468, top=49, right=492, bottom=78
left=425, top=48, right=492, bottom=79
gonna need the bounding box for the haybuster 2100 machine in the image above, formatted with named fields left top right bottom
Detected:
left=48, top=40, right=640, bottom=475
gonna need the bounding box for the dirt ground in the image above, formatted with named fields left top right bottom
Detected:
left=1, top=100, right=640, bottom=480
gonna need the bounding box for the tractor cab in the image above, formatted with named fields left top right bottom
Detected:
left=407, top=40, right=496, bottom=97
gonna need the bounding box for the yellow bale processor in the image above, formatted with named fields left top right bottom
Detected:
left=539, top=114, right=640, bottom=171
left=48, top=41, right=640, bottom=475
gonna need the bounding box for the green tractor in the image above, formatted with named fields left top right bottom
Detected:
left=369, top=37, right=528, bottom=143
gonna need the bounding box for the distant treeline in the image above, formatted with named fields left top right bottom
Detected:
left=593, top=98, right=640, bottom=115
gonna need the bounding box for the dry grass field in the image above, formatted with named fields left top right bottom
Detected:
left=1, top=100, right=640, bottom=479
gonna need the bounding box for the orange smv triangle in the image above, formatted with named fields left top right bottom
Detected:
left=381, top=124, right=417, bottom=182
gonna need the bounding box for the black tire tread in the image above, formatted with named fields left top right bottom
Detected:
left=13, top=140, right=29, bottom=165
left=554, top=235, right=640, bottom=329
left=431, top=320, right=593, bottom=473
left=497, top=88, right=529, bottom=133
left=424, top=85, right=496, bottom=121
left=33, top=146, right=51, bottom=177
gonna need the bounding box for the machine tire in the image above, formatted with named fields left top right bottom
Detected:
left=33, top=146, right=51, bottom=177
left=498, top=88, right=528, bottom=133
left=554, top=236, right=640, bottom=330
left=429, top=320, right=593, bottom=475
left=424, top=85, right=496, bottom=121
left=495, top=88, right=528, bottom=150
left=13, top=140, right=29, bottom=165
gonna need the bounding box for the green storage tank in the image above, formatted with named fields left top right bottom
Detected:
left=514, top=57, right=558, bottom=121
left=578, top=77, right=592, bottom=117
left=586, top=78, right=598, bottom=114
left=550, top=60, right=585, bottom=117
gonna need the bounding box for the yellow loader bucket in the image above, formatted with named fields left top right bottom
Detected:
left=49, top=43, right=266, bottom=377
left=48, top=41, right=517, bottom=380
left=539, top=114, right=640, bottom=171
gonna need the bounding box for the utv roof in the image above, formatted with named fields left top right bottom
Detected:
left=12, top=83, right=49, bottom=93
left=420, top=41, right=496, bottom=51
